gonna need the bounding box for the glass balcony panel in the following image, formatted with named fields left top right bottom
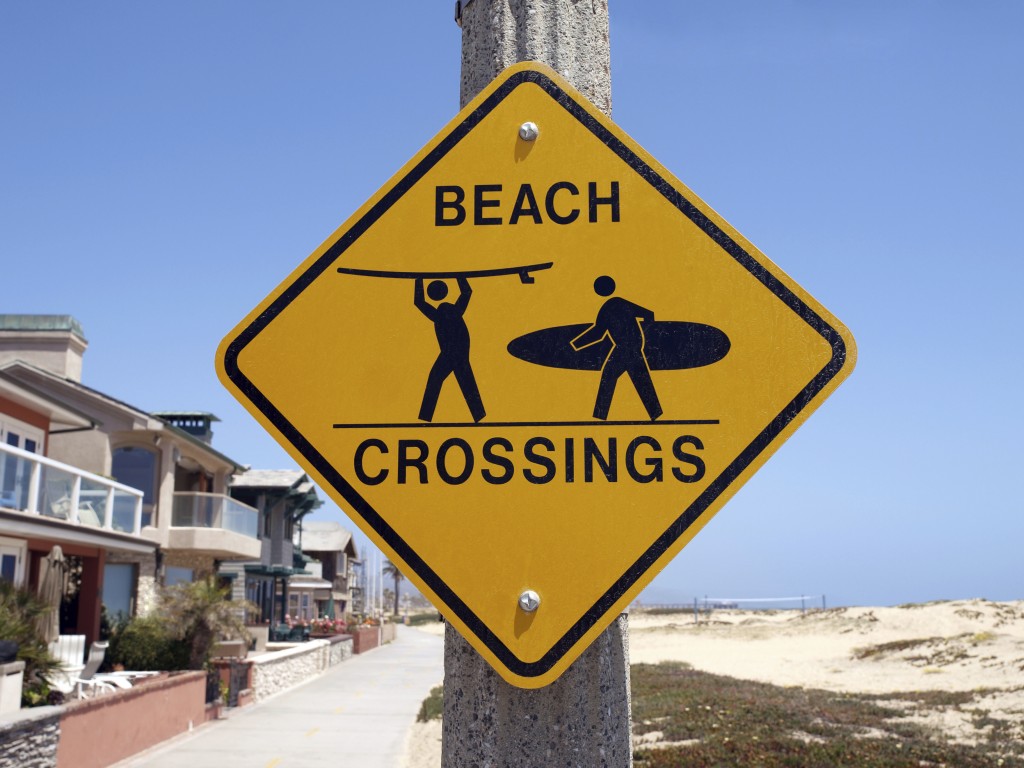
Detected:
left=223, top=498, right=259, bottom=539
left=112, top=491, right=139, bottom=533
left=40, top=465, right=77, bottom=521
left=0, top=452, right=31, bottom=511
left=172, top=493, right=259, bottom=539
left=0, top=442, right=145, bottom=535
left=77, top=478, right=108, bottom=528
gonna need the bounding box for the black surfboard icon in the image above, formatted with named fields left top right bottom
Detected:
left=337, top=262, right=552, bottom=284
left=507, top=321, right=730, bottom=371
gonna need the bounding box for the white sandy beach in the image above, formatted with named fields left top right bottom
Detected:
left=402, top=599, right=1024, bottom=764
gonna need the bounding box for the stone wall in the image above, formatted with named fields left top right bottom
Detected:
left=0, top=706, right=60, bottom=768
left=329, top=635, right=353, bottom=666
left=136, top=574, right=159, bottom=615
left=250, top=637, right=353, bottom=703
left=251, top=641, right=329, bottom=703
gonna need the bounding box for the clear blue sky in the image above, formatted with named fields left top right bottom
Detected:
left=3, top=2, right=1021, bottom=607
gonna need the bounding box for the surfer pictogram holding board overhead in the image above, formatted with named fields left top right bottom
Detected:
left=337, top=262, right=552, bottom=422
left=571, top=276, right=663, bottom=421
left=414, top=276, right=485, bottom=423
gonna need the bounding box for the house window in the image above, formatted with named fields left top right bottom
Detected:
left=0, top=416, right=43, bottom=452
left=112, top=446, right=159, bottom=527
left=102, top=563, right=136, bottom=621
left=0, top=417, right=43, bottom=511
left=165, top=566, right=193, bottom=586
left=0, top=537, right=26, bottom=587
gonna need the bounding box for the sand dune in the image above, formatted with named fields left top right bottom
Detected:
left=630, top=599, right=1024, bottom=695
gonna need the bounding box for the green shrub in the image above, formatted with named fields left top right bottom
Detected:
left=105, top=577, right=254, bottom=672
left=406, top=612, right=442, bottom=627
left=417, top=685, right=444, bottom=722
left=106, top=614, right=189, bottom=671
left=0, top=580, right=61, bottom=706
left=160, top=577, right=253, bottom=669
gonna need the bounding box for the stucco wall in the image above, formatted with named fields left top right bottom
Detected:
left=46, top=429, right=112, bottom=479
left=56, top=672, right=206, bottom=768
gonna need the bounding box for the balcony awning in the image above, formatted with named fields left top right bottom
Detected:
left=244, top=564, right=301, bottom=577
left=288, top=575, right=332, bottom=591
left=0, top=509, right=156, bottom=555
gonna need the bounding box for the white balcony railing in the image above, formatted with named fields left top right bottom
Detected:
left=171, top=492, right=259, bottom=539
left=0, top=441, right=144, bottom=536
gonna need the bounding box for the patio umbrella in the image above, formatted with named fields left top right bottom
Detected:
left=36, top=545, right=68, bottom=645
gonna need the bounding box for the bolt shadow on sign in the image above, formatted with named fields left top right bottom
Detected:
left=216, top=62, right=856, bottom=689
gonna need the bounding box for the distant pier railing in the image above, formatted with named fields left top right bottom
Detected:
left=632, top=595, right=828, bottom=621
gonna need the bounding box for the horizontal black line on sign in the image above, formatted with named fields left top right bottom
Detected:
left=332, top=420, right=720, bottom=429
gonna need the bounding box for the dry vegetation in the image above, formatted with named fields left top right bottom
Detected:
left=631, top=662, right=1021, bottom=767
left=407, top=600, right=1024, bottom=767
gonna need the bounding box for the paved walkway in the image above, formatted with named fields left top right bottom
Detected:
left=116, top=626, right=443, bottom=768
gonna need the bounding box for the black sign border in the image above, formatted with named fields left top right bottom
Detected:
left=222, top=68, right=849, bottom=680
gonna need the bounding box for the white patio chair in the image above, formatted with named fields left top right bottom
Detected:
left=47, top=634, right=85, bottom=692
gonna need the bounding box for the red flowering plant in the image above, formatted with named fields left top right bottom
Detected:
left=310, top=617, right=347, bottom=636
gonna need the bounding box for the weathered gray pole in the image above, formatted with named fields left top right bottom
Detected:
left=458, top=0, right=612, bottom=114
left=443, top=2, right=632, bottom=766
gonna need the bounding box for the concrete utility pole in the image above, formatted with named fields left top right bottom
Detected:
left=444, top=2, right=632, bottom=766
left=458, top=0, right=612, bottom=115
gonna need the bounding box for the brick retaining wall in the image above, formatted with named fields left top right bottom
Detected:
left=351, top=626, right=381, bottom=653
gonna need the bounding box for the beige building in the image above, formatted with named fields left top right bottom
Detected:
left=296, top=520, right=360, bottom=620
left=0, top=315, right=260, bottom=628
left=225, top=469, right=321, bottom=626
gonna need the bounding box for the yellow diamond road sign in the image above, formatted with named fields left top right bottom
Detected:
left=217, top=62, right=855, bottom=688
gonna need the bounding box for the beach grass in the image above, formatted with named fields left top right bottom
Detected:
left=415, top=662, right=1021, bottom=765
left=631, top=662, right=1021, bottom=767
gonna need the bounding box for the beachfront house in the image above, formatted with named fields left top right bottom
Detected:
left=225, top=469, right=321, bottom=627
left=295, top=520, right=360, bottom=621
left=0, top=314, right=260, bottom=642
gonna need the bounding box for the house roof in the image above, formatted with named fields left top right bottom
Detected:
left=0, top=360, right=245, bottom=470
left=300, top=520, right=356, bottom=556
left=151, top=411, right=220, bottom=421
left=231, top=469, right=306, bottom=489
left=231, top=469, right=322, bottom=521
left=0, top=370, right=94, bottom=431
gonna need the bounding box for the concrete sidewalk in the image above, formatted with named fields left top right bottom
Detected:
left=115, top=625, right=443, bottom=768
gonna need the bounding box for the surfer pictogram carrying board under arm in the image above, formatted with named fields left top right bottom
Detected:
left=217, top=62, right=855, bottom=689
